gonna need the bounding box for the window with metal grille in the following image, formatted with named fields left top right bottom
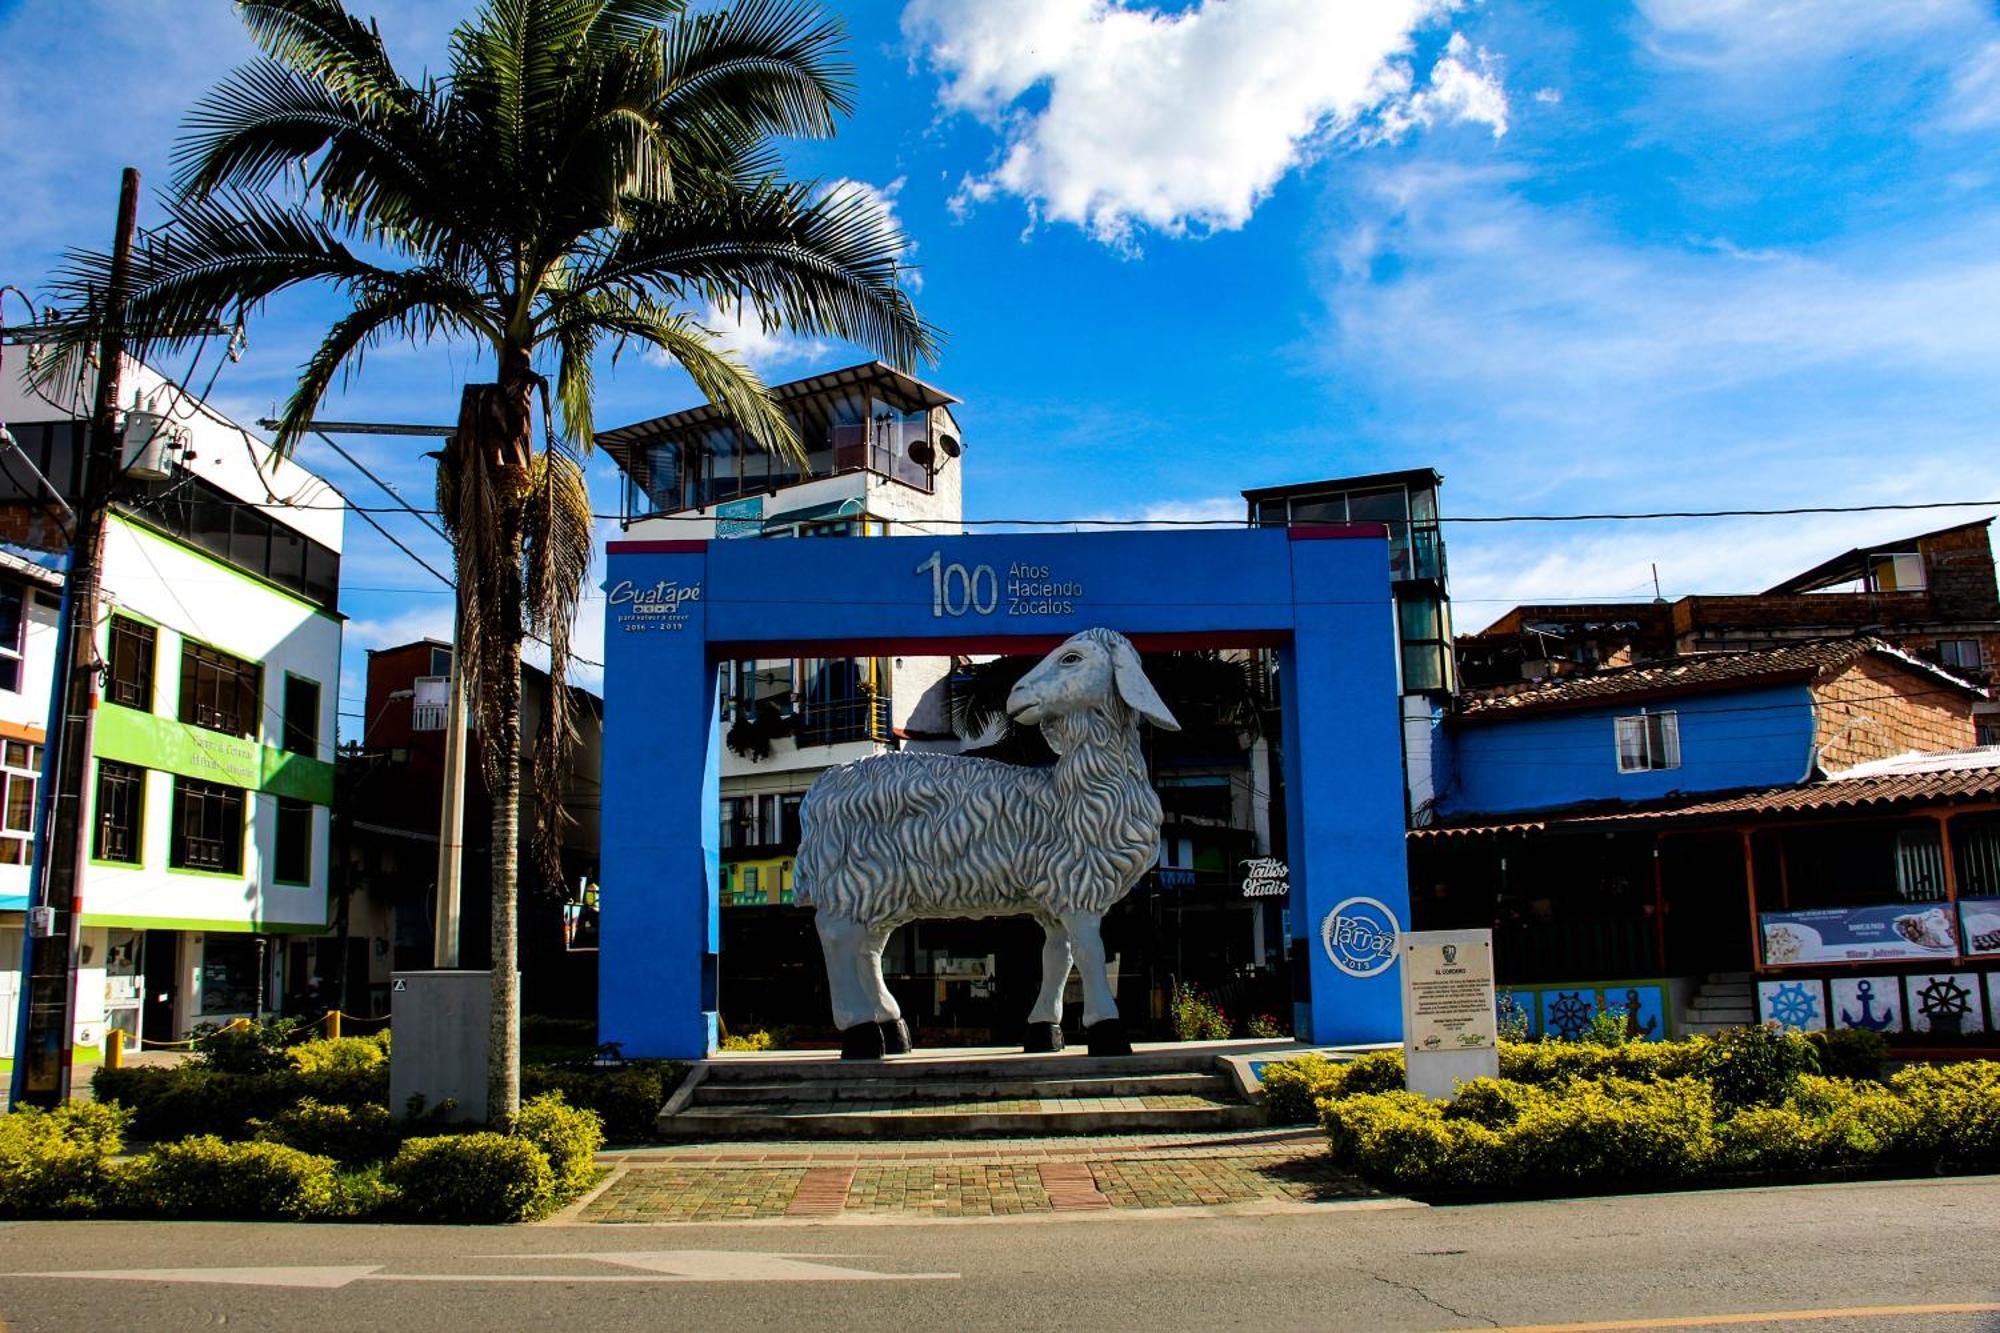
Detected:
left=108, top=617, right=155, bottom=709
left=170, top=777, right=244, bottom=873
left=178, top=641, right=261, bottom=739
left=274, top=797, right=312, bottom=883
left=1615, top=711, right=1681, bottom=773
left=94, top=761, right=145, bottom=864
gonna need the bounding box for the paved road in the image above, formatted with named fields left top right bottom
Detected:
left=0, top=1176, right=1995, bottom=1331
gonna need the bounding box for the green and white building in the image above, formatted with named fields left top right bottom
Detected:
left=0, top=354, right=343, bottom=1057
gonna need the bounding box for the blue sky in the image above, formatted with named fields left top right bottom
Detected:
left=2, top=0, right=1997, bottom=728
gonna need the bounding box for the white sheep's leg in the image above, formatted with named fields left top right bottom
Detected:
left=1027, top=922, right=1073, bottom=1025
left=1062, top=911, right=1118, bottom=1027
left=860, top=925, right=902, bottom=1024
left=815, top=915, right=871, bottom=1031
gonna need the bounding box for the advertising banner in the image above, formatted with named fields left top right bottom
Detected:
left=1760, top=905, right=1959, bottom=966
left=1958, top=898, right=2000, bottom=957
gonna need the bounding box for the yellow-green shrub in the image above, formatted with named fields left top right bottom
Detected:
left=286, top=1031, right=390, bottom=1075
left=384, top=1133, right=555, bottom=1223
left=511, top=1094, right=604, bottom=1195
left=251, top=1099, right=400, bottom=1166
left=120, top=1136, right=342, bottom=1220
left=1890, top=1062, right=2000, bottom=1164
left=0, top=1102, right=129, bottom=1217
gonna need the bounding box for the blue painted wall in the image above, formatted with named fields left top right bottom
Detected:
left=599, top=528, right=1411, bottom=1058
left=1441, top=682, right=1816, bottom=816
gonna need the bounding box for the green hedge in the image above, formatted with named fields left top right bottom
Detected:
left=0, top=1102, right=129, bottom=1218
left=511, top=1093, right=605, bottom=1194
left=93, top=1063, right=388, bottom=1141
left=384, top=1133, right=557, bottom=1223
left=119, top=1136, right=344, bottom=1221
left=1318, top=1063, right=2000, bottom=1196
left=251, top=1099, right=401, bottom=1167
left=522, top=1061, right=684, bottom=1142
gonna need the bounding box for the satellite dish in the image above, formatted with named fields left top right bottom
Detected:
left=908, top=440, right=936, bottom=468
left=937, top=433, right=962, bottom=459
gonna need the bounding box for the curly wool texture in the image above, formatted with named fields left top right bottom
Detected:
left=796, top=695, right=1163, bottom=923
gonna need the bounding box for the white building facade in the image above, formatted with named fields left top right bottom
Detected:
left=0, top=354, right=343, bottom=1062
left=599, top=364, right=963, bottom=1012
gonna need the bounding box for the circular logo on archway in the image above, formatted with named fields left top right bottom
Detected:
left=1321, top=897, right=1402, bottom=978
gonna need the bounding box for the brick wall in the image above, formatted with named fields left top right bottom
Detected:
left=0, top=501, right=70, bottom=554
left=1920, top=523, right=2000, bottom=622
left=1812, top=655, right=1977, bottom=770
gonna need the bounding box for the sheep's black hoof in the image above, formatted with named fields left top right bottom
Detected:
left=1085, top=1019, right=1133, bottom=1058
left=1023, top=1022, right=1065, bottom=1054
left=879, top=1018, right=912, bottom=1054
left=840, top=1023, right=886, bottom=1060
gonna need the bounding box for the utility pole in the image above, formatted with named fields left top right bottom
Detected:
left=10, top=167, right=141, bottom=1106
left=433, top=611, right=469, bottom=967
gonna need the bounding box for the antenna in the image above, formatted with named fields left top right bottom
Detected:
left=1651, top=562, right=1665, bottom=603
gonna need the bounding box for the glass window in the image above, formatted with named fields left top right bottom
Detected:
left=282, top=676, right=320, bottom=756
left=274, top=797, right=312, bottom=883
left=1290, top=498, right=1346, bottom=525
left=94, top=761, right=145, bottom=863
left=1254, top=499, right=1288, bottom=526
left=1615, top=712, right=1681, bottom=773
left=303, top=544, right=340, bottom=609
left=170, top=777, right=245, bottom=873
left=5, top=770, right=34, bottom=832
left=198, top=935, right=260, bottom=1016
left=1867, top=552, right=1926, bottom=592
left=179, top=641, right=262, bottom=738
left=0, top=582, right=22, bottom=693
left=1936, top=639, right=1983, bottom=671
left=108, top=616, right=155, bottom=710
left=229, top=507, right=271, bottom=574
left=267, top=526, right=306, bottom=587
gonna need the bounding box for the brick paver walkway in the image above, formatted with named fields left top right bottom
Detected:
left=576, top=1128, right=1382, bottom=1224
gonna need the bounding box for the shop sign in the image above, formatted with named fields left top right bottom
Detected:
left=92, top=704, right=335, bottom=804
left=1958, top=897, right=2000, bottom=957
left=715, top=496, right=763, bottom=539
left=1321, top=896, right=1401, bottom=978
left=608, top=577, right=702, bottom=633
left=1239, top=857, right=1289, bottom=898
left=1760, top=906, right=1960, bottom=966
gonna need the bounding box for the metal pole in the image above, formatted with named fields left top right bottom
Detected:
left=432, top=609, right=468, bottom=967
left=10, top=167, right=140, bottom=1106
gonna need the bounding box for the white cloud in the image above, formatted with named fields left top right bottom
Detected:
left=903, top=0, right=1508, bottom=247
left=1384, top=33, right=1508, bottom=141
left=1533, top=87, right=1562, bottom=106
left=1303, top=161, right=2000, bottom=603
left=1944, top=41, right=2000, bottom=130
left=1079, top=495, right=1244, bottom=529
left=1635, top=0, right=1981, bottom=72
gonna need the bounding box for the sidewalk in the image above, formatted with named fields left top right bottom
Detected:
left=574, top=1126, right=1388, bottom=1224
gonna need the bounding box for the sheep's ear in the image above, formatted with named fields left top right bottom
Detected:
left=1107, top=637, right=1180, bottom=731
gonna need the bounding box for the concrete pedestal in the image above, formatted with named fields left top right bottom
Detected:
left=389, top=970, right=510, bottom=1125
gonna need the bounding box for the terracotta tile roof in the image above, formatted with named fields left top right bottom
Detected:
left=1410, top=753, right=2000, bottom=839
left=1457, top=637, right=1983, bottom=719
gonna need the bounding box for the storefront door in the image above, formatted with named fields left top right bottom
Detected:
left=142, top=930, right=180, bottom=1044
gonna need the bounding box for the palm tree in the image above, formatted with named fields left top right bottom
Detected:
left=40, top=0, right=934, bottom=1120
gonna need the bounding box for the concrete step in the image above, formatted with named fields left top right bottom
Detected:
left=1705, top=972, right=1752, bottom=984
left=1685, top=1005, right=1755, bottom=1022
left=661, top=1098, right=1264, bottom=1140
left=693, top=1071, right=1231, bottom=1105
left=697, top=1046, right=1257, bottom=1084
left=1691, top=993, right=1753, bottom=1010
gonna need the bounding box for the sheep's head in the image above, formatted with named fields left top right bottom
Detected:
left=1005, top=628, right=1181, bottom=733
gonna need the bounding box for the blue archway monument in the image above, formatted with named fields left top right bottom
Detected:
left=598, top=525, right=1410, bottom=1058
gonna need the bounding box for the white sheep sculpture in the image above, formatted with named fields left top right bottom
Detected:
left=795, top=627, right=1180, bottom=1059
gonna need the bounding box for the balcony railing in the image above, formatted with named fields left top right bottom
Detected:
left=796, top=694, right=892, bottom=747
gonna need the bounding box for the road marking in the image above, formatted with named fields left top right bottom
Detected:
left=1488, top=1302, right=2000, bottom=1331
left=16, top=1250, right=956, bottom=1289
left=18, top=1267, right=384, bottom=1288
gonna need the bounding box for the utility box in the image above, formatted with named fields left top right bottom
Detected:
left=390, top=970, right=506, bottom=1125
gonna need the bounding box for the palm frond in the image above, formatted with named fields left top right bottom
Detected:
left=656, top=0, right=852, bottom=143
left=584, top=179, right=938, bottom=370
left=521, top=448, right=595, bottom=888
left=235, top=0, right=407, bottom=112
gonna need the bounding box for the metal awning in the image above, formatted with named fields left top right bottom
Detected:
left=762, top=496, right=864, bottom=530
